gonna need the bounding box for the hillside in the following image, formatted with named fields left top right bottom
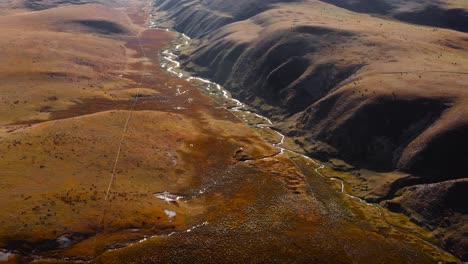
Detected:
left=3, top=0, right=458, bottom=262
left=153, top=0, right=468, bottom=259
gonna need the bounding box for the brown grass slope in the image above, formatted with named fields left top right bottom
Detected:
left=0, top=2, right=338, bottom=261
left=1, top=2, right=453, bottom=263
left=0, top=0, right=464, bottom=262
left=153, top=0, right=468, bottom=259
left=0, top=3, right=139, bottom=126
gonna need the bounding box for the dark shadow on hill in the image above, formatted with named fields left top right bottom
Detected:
left=68, top=20, right=129, bottom=35
left=395, top=6, right=468, bottom=33
left=319, top=0, right=468, bottom=33
left=298, top=96, right=451, bottom=173
left=24, top=0, right=91, bottom=11
left=319, top=0, right=394, bottom=15
left=404, top=123, right=468, bottom=180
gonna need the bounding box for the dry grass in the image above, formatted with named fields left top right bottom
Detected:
left=0, top=2, right=283, bottom=260
left=0, top=4, right=140, bottom=126
left=0, top=0, right=462, bottom=263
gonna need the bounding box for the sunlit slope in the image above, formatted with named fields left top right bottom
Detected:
left=0, top=4, right=139, bottom=126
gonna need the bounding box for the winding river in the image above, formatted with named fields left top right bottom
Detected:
left=154, top=20, right=451, bottom=258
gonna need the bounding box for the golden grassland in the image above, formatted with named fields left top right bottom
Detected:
left=0, top=0, right=462, bottom=263
left=0, top=2, right=294, bottom=260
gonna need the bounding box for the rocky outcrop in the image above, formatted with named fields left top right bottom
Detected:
left=385, top=179, right=468, bottom=259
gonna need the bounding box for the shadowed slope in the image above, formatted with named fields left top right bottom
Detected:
left=152, top=0, right=468, bottom=259
left=320, top=0, right=468, bottom=32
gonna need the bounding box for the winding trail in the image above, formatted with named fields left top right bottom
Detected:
left=104, top=36, right=147, bottom=201
left=93, top=33, right=148, bottom=256
left=105, top=36, right=145, bottom=199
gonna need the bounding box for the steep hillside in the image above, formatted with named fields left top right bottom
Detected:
left=153, top=0, right=301, bottom=37
left=153, top=0, right=468, bottom=259
left=321, top=0, right=468, bottom=32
